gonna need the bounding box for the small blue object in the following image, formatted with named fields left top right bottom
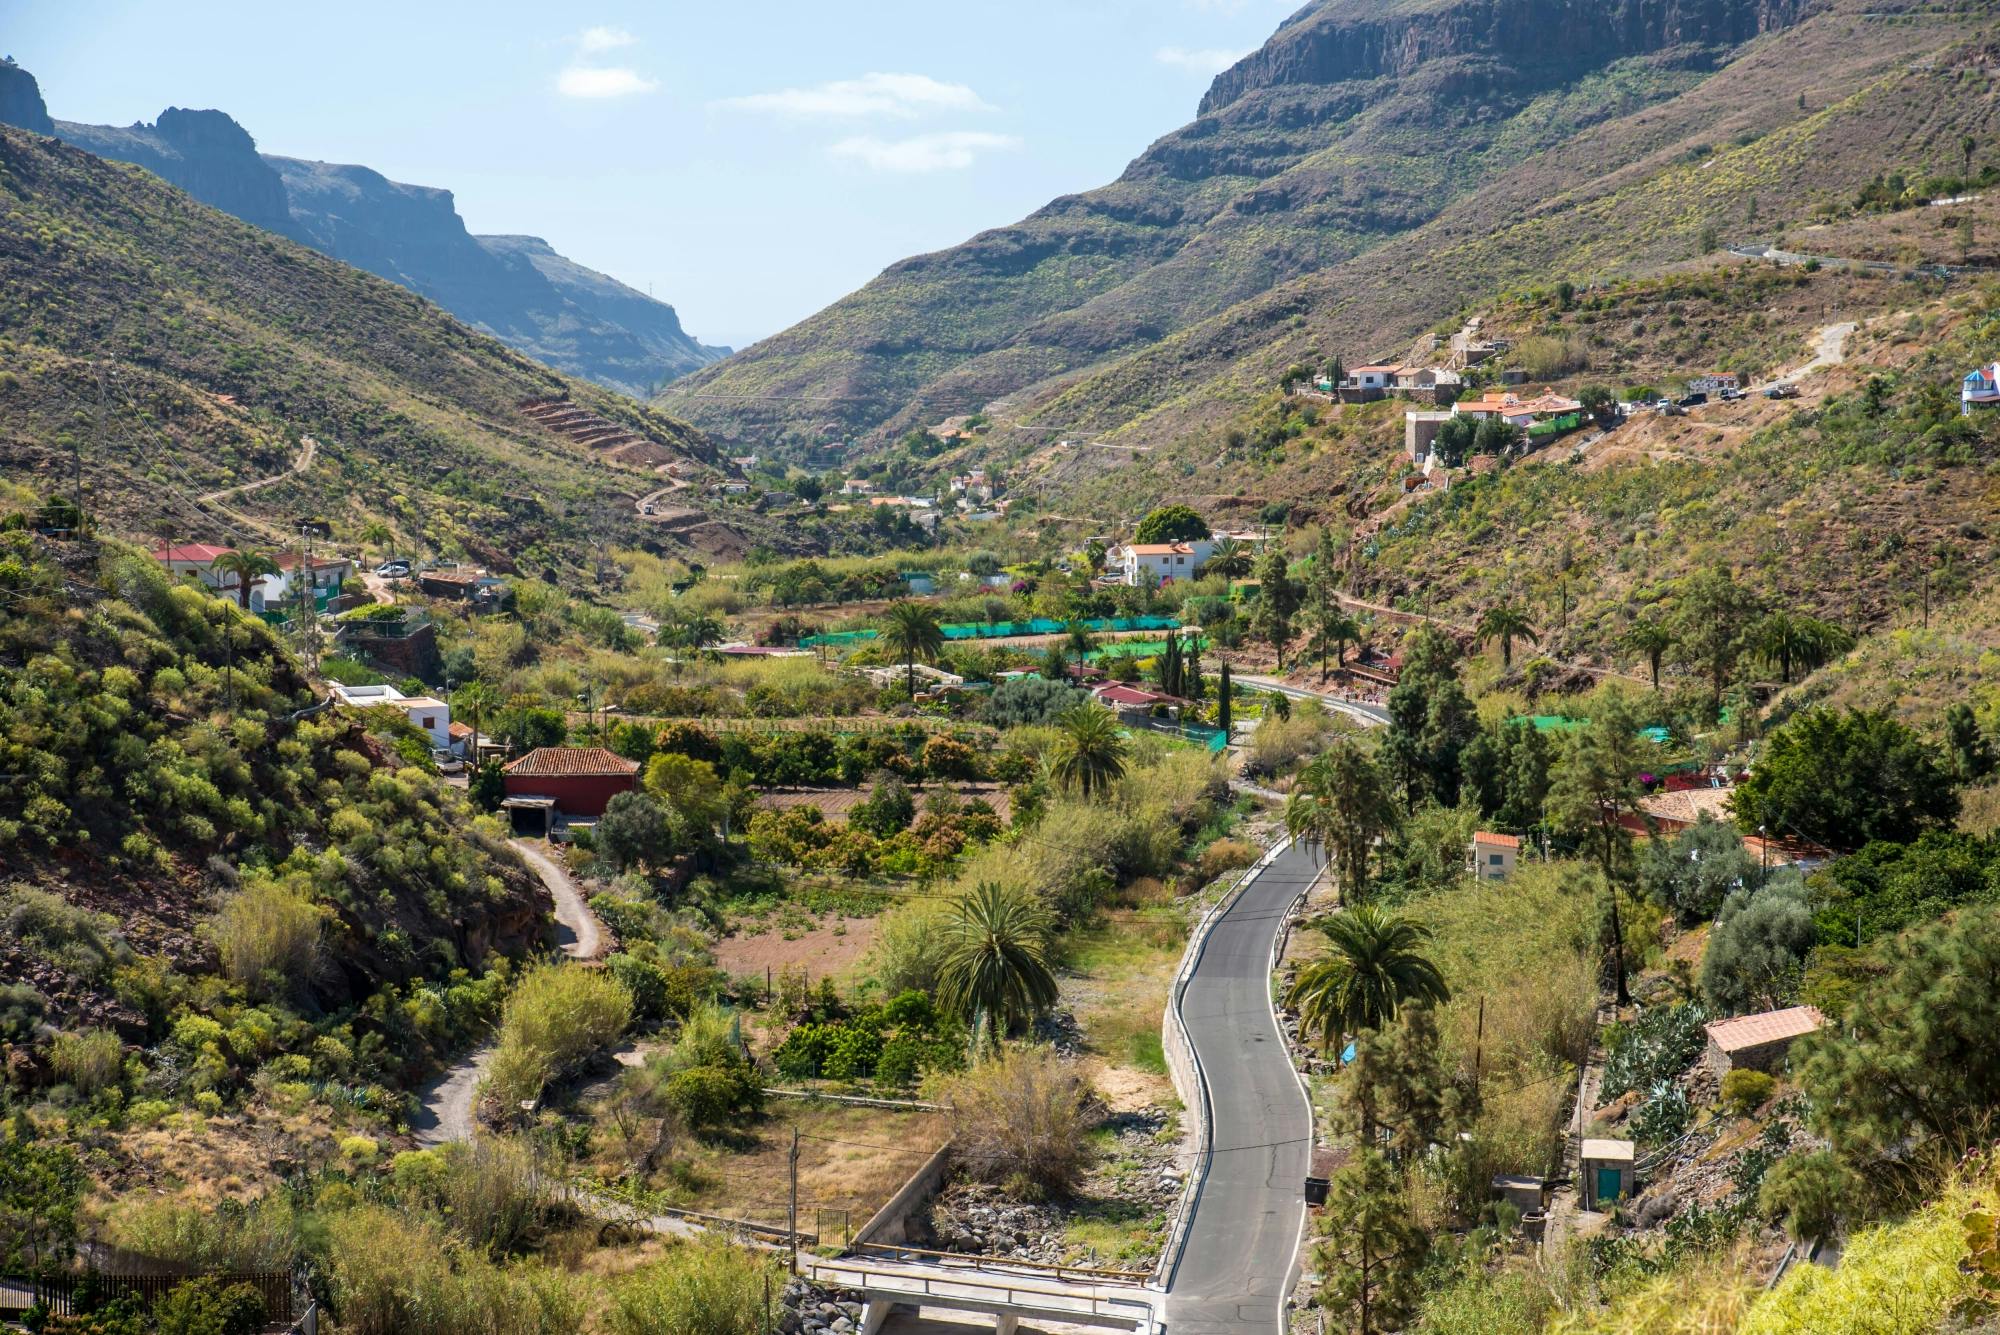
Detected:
left=1341, top=1041, right=1356, bottom=1063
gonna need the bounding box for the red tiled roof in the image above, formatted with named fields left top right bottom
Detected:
left=1473, top=831, right=1520, bottom=848
left=1705, top=1006, right=1824, bottom=1053
left=152, top=543, right=235, bottom=563
left=1096, top=684, right=1173, bottom=706
left=448, top=721, right=475, bottom=740
left=502, top=747, right=639, bottom=778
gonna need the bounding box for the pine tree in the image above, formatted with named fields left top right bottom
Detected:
left=1316, top=1150, right=1429, bottom=1335
left=1217, top=661, right=1233, bottom=736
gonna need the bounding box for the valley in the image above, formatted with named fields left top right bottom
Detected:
left=4, top=4, right=2000, bottom=1335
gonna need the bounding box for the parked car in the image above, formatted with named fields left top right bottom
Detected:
left=1655, top=401, right=1686, bottom=417
left=432, top=749, right=465, bottom=774
left=1764, top=383, right=1800, bottom=400
left=1678, top=391, right=1708, bottom=407
left=1719, top=387, right=1744, bottom=401
left=375, top=560, right=411, bottom=578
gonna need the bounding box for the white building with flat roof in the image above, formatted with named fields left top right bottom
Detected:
left=330, top=684, right=453, bottom=751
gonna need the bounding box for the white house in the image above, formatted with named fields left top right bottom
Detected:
left=1471, top=831, right=1520, bottom=881
left=330, top=684, right=453, bottom=752
left=1345, top=364, right=1398, bottom=392
left=1114, top=539, right=1216, bottom=586
left=1687, top=373, right=1741, bottom=396
left=1964, top=363, right=2000, bottom=415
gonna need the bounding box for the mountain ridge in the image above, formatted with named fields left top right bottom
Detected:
left=0, top=60, right=726, bottom=397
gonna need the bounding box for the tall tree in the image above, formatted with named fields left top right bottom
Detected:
left=937, top=881, right=1059, bottom=1041
left=1382, top=627, right=1477, bottom=806
left=1473, top=601, right=1539, bottom=671
left=1133, top=505, right=1211, bottom=545
left=452, top=680, right=501, bottom=766
left=1623, top=617, right=1675, bottom=691
left=1307, top=528, right=1360, bottom=682
left=882, top=600, right=945, bottom=696
left=211, top=550, right=278, bottom=612
left=1733, top=707, right=1958, bottom=851
left=1217, top=661, right=1234, bottom=737
left=1673, top=566, right=1760, bottom=708
left=1251, top=548, right=1301, bottom=667
left=1284, top=905, right=1448, bottom=1063
left=1049, top=702, right=1129, bottom=798
left=1547, top=694, right=1647, bottom=1004
left=1316, top=1150, right=1429, bottom=1335
left=1286, top=741, right=1401, bottom=900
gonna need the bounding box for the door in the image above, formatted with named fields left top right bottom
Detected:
left=1596, top=1167, right=1622, bottom=1206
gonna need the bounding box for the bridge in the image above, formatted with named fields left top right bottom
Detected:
left=804, top=1253, right=1158, bottom=1334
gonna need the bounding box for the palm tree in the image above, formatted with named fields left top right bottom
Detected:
left=1284, top=740, right=1400, bottom=900
left=937, top=881, right=1059, bottom=1043
left=452, top=680, right=500, bottom=765
left=1064, top=620, right=1096, bottom=663
left=1049, top=702, right=1128, bottom=798
left=1202, top=538, right=1253, bottom=581
left=1624, top=618, right=1674, bottom=691
left=1283, top=905, right=1448, bottom=1065
left=211, top=550, right=278, bottom=612
left=1753, top=609, right=1855, bottom=684
left=359, top=521, right=392, bottom=562
left=669, top=611, right=725, bottom=655
left=882, top=600, right=945, bottom=696
left=1473, top=601, right=1539, bottom=671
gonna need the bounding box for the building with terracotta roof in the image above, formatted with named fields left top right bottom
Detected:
left=1452, top=387, right=1584, bottom=426
left=502, top=747, right=639, bottom=830
left=1471, top=831, right=1520, bottom=881
left=1113, top=539, right=1216, bottom=586
left=1703, top=1005, right=1825, bottom=1076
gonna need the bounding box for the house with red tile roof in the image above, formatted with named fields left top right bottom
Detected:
left=1471, top=831, right=1520, bottom=881
left=502, top=747, right=639, bottom=833
left=1703, top=1005, right=1825, bottom=1076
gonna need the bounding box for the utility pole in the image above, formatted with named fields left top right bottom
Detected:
left=787, top=1127, right=801, bottom=1275
left=1473, top=996, right=1485, bottom=1099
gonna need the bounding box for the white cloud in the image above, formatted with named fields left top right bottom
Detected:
left=575, top=25, right=637, bottom=55
left=1155, top=46, right=1249, bottom=74
left=828, top=131, right=1021, bottom=173
left=721, top=72, right=993, bottom=120
left=557, top=66, right=659, bottom=98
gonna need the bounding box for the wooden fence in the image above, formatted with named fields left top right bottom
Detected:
left=0, top=1270, right=296, bottom=1322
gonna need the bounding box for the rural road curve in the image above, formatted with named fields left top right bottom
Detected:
left=409, top=841, right=604, bottom=1146
left=512, top=838, right=604, bottom=961
left=1165, top=839, right=1318, bottom=1335
left=1235, top=673, right=1390, bottom=728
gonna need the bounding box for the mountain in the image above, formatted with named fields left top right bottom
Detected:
left=668, top=0, right=1985, bottom=458
left=0, top=62, right=726, bottom=396
left=0, top=122, right=762, bottom=574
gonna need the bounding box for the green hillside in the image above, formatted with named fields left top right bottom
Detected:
left=0, top=125, right=745, bottom=577
left=671, top=0, right=1994, bottom=465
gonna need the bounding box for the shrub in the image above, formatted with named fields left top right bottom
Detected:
left=597, top=792, right=678, bottom=872
left=1701, top=879, right=1813, bottom=1015
left=482, top=965, right=633, bottom=1111
left=153, top=1279, right=265, bottom=1335
left=607, top=1239, right=775, bottom=1335
left=1195, top=837, right=1258, bottom=884
left=1720, top=1069, right=1776, bottom=1117
left=850, top=774, right=916, bottom=838
left=3, top=887, right=126, bottom=980
left=869, top=900, right=953, bottom=995
left=665, top=1066, right=756, bottom=1135
left=942, top=1047, right=1098, bottom=1200
left=1638, top=815, right=1755, bottom=925
left=321, top=1204, right=585, bottom=1335
left=1757, top=1150, right=1861, bottom=1243
left=50, top=1029, right=122, bottom=1095
left=1601, top=1002, right=1708, bottom=1100
left=982, top=676, right=1082, bottom=728
left=107, top=1194, right=297, bottom=1271
left=607, top=954, right=673, bottom=1026
left=205, top=875, right=326, bottom=1000
left=1631, top=1082, right=1692, bottom=1144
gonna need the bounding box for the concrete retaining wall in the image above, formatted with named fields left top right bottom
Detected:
left=852, top=1141, right=954, bottom=1248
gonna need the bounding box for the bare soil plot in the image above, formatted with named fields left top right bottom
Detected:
left=714, top=913, right=882, bottom=986
left=757, top=781, right=1013, bottom=822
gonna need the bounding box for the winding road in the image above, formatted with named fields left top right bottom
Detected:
left=1165, top=840, right=1320, bottom=1335
left=408, top=840, right=603, bottom=1146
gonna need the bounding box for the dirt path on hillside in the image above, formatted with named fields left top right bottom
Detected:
left=410, top=843, right=606, bottom=1146
left=200, top=435, right=318, bottom=505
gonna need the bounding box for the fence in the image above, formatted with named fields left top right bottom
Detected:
left=0, top=1270, right=297, bottom=1322
left=800, top=616, right=1183, bottom=649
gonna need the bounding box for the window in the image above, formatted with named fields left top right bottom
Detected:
left=420, top=716, right=436, bottom=729
left=1489, top=853, right=1504, bottom=866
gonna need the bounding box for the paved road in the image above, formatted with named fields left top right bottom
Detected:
left=1165, top=840, right=1319, bottom=1335
left=512, top=838, right=604, bottom=960
left=1235, top=673, right=1390, bottom=728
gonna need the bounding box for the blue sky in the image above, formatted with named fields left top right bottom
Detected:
left=5, top=0, right=1296, bottom=349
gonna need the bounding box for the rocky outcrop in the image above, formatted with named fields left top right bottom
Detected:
left=0, top=61, right=53, bottom=136
left=56, top=108, right=297, bottom=237
left=1200, top=0, right=1810, bottom=113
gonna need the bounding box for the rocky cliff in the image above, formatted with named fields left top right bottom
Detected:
left=0, top=67, right=724, bottom=396
left=0, top=60, right=54, bottom=137
left=669, top=0, right=1825, bottom=455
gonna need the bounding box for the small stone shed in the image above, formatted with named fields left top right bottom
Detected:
left=1702, top=1005, right=1825, bottom=1078
left=1580, top=1139, right=1635, bottom=1211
